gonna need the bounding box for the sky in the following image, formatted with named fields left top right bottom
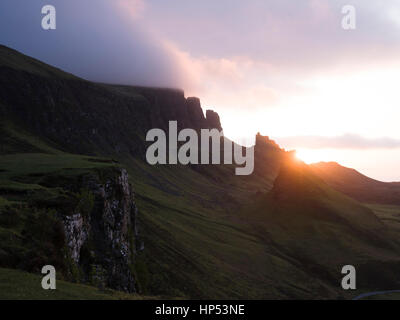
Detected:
left=1, top=0, right=400, bottom=181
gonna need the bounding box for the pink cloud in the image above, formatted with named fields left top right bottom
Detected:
left=116, top=0, right=145, bottom=19
left=276, top=134, right=400, bottom=150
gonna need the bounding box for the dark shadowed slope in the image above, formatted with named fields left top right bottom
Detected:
left=310, top=162, right=400, bottom=205
left=239, top=158, right=400, bottom=296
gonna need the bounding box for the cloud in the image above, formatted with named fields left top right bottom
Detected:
left=0, top=0, right=288, bottom=112
left=276, top=134, right=400, bottom=150
left=117, top=0, right=145, bottom=19
left=0, top=0, right=188, bottom=88
left=163, top=41, right=299, bottom=112
left=2, top=0, right=399, bottom=98
left=143, top=0, right=400, bottom=73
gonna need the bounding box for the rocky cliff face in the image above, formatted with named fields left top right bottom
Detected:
left=0, top=47, right=222, bottom=159
left=62, top=168, right=139, bottom=292
left=205, top=110, right=222, bottom=131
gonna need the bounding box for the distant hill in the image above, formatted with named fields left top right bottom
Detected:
left=310, top=162, right=400, bottom=205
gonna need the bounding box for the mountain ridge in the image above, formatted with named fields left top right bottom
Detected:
left=310, top=161, right=400, bottom=205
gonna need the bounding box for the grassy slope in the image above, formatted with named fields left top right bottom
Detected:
left=114, top=141, right=289, bottom=298
left=122, top=155, right=400, bottom=299
left=121, top=159, right=285, bottom=298
left=234, top=161, right=400, bottom=298
left=368, top=204, right=400, bottom=227
left=367, top=204, right=400, bottom=242
left=0, top=268, right=147, bottom=300
left=354, top=204, right=400, bottom=300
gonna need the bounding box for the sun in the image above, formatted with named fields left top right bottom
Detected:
left=295, top=149, right=314, bottom=164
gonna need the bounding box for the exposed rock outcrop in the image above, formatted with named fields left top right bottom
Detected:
left=206, top=110, right=222, bottom=131
left=186, top=97, right=208, bottom=129
left=63, top=213, right=88, bottom=264
left=255, top=132, right=281, bottom=150
left=62, top=168, right=139, bottom=292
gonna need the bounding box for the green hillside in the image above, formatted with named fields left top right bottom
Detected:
left=0, top=268, right=147, bottom=300
left=239, top=160, right=400, bottom=292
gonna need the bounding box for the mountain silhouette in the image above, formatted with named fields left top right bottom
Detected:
left=310, top=162, right=400, bottom=205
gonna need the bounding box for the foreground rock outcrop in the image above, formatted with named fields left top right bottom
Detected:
left=62, top=168, right=139, bottom=292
